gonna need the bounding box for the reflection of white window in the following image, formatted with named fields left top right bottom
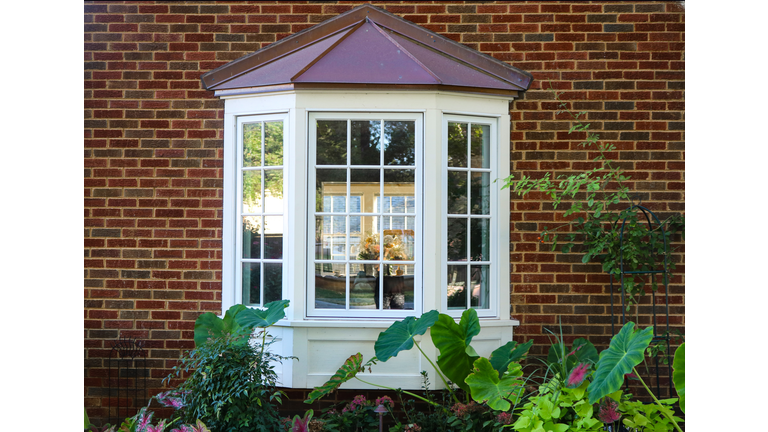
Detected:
left=308, top=112, right=422, bottom=318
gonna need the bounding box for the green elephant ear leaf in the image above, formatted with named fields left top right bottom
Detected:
left=305, top=353, right=365, bottom=404
left=588, top=322, right=654, bottom=404
left=375, top=310, right=439, bottom=362
left=235, top=299, right=289, bottom=329
left=194, top=304, right=248, bottom=346
left=673, top=343, right=685, bottom=413
left=431, top=309, right=480, bottom=392
left=465, top=358, right=525, bottom=411
left=489, top=340, right=533, bottom=378
left=571, top=338, right=599, bottom=364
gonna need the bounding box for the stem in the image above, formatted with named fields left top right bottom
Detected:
left=633, top=367, right=683, bottom=432
left=353, top=377, right=448, bottom=413
left=414, top=341, right=461, bottom=404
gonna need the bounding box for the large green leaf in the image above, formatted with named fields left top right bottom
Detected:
left=546, top=338, right=598, bottom=378
left=374, top=310, right=439, bottom=362
left=305, top=353, right=365, bottom=403
left=489, top=339, right=533, bottom=378
left=673, top=343, right=685, bottom=413
left=465, top=358, right=525, bottom=411
left=430, top=310, right=481, bottom=392
left=587, top=322, right=654, bottom=403
left=234, top=299, right=289, bottom=329
left=194, top=304, right=248, bottom=347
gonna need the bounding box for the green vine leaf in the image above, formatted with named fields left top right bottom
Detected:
left=588, top=322, right=654, bottom=403
left=305, top=353, right=365, bottom=403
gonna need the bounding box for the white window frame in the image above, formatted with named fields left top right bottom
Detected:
left=442, top=114, right=499, bottom=318
left=306, top=111, right=424, bottom=318
left=233, top=112, right=289, bottom=307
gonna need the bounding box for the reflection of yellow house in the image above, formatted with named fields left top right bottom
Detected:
left=320, top=181, right=415, bottom=262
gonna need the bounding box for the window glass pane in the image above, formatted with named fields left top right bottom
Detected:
left=447, top=171, right=467, bottom=215
left=351, top=120, right=381, bottom=165
left=470, top=124, right=490, bottom=169
left=243, top=171, right=262, bottom=213
left=350, top=196, right=362, bottom=213
left=242, top=216, right=261, bottom=259
left=470, top=265, right=489, bottom=308
left=243, top=122, right=262, bottom=167
left=470, top=172, right=490, bottom=215
left=316, top=169, right=346, bottom=212
left=354, top=221, right=380, bottom=261
left=384, top=169, right=415, bottom=213
left=316, top=120, right=347, bottom=165
left=470, top=219, right=490, bottom=262
left=351, top=169, right=380, bottom=213
left=447, top=265, right=467, bottom=309
left=264, top=121, right=284, bottom=166
left=384, top=121, right=415, bottom=165
left=242, top=262, right=261, bottom=306
left=447, top=122, right=468, bottom=167
left=264, top=170, right=283, bottom=213
left=402, top=264, right=415, bottom=311
left=264, top=263, right=283, bottom=304
left=264, top=216, right=283, bottom=259
left=350, top=263, right=377, bottom=309
left=315, top=216, right=331, bottom=260
left=447, top=218, right=467, bottom=261
left=315, top=264, right=346, bottom=309
left=383, top=228, right=415, bottom=261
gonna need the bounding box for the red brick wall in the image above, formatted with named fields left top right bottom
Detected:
left=84, top=1, right=684, bottom=424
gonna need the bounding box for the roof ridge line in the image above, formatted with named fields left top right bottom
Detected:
left=369, top=20, right=442, bottom=85
left=290, top=20, right=366, bottom=82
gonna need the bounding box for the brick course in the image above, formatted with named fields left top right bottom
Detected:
left=84, top=1, right=684, bottom=424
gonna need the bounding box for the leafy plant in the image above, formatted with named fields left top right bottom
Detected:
left=164, top=300, right=292, bottom=432
left=313, top=395, right=390, bottom=432
left=512, top=380, right=602, bottom=432
left=306, top=309, right=533, bottom=416
left=672, top=343, right=685, bottom=413
left=501, top=87, right=684, bottom=314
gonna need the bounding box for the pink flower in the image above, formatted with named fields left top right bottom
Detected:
left=566, top=363, right=590, bottom=388
left=344, top=394, right=368, bottom=412
left=598, top=398, right=621, bottom=424
left=496, top=412, right=513, bottom=425
left=375, top=395, right=394, bottom=409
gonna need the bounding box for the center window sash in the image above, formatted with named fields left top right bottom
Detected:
left=307, top=112, right=423, bottom=318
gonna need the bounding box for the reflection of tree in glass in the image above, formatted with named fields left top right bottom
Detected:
left=316, top=120, right=347, bottom=165
left=243, top=123, right=262, bottom=166
left=351, top=121, right=380, bottom=165
left=447, top=122, right=468, bottom=167
left=242, top=122, right=283, bottom=213
left=384, top=121, right=415, bottom=165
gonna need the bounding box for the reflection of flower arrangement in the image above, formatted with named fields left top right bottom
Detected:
left=357, top=233, right=380, bottom=261
left=383, top=235, right=407, bottom=261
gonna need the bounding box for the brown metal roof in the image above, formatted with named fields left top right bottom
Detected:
left=201, top=4, right=533, bottom=96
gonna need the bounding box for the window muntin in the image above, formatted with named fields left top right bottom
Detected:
left=308, top=113, right=423, bottom=317
left=445, top=117, right=495, bottom=313
left=237, top=115, right=287, bottom=306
